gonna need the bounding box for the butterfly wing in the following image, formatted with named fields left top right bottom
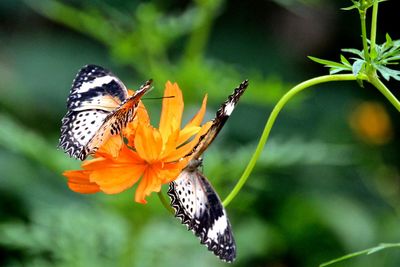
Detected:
left=168, top=160, right=236, bottom=262
left=168, top=80, right=248, bottom=262
left=67, top=64, right=128, bottom=111
left=83, top=80, right=152, bottom=159
left=189, top=80, right=249, bottom=159
left=58, top=64, right=152, bottom=160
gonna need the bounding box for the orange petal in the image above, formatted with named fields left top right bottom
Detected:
left=159, top=81, right=184, bottom=142
left=96, top=135, right=123, bottom=158
left=63, top=170, right=100, bottom=194
left=177, top=94, right=208, bottom=146
left=163, top=120, right=213, bottom=162
left=159, top=159, right=189, bottom=183
left=85, top=148, right=147, bottom=194
left=123, top=101, right=150, bottom=147
left=135, top=122, right=163, bottom=162
left=134, top=166, right=162, bottom=204
left=160, top=123, right=180, bottom=159
left=90, top=162, right=146, bottom=194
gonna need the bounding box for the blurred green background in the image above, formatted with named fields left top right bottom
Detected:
left=1, top=0, right=400, bottom=266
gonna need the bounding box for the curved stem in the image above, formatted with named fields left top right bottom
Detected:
left=158, top=191, right=174, bottom=214
left=369, top=76, right=400, bottom=112
left=222, top=74, right=364, bottom=207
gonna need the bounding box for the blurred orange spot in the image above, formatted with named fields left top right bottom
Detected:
left=349, top=102, right=393, bottom=145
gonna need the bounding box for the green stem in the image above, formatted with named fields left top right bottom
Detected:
left=360, top=9, right=370, bottom=63
left=320, top=248, right=373, bottom=267
left=369, top=76, right=400, bottom=112
left=158, top=191, right=174, bottom=214
left=370, top=1, right=379, bottom=54
left=320, top=243, right=400, bottom=267
left=223, top=74, right=364, bottom=207
left=183, top=0, right=223, bottom=60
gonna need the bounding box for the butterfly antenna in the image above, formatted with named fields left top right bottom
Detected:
left=142, top=95, right=175, bottom=100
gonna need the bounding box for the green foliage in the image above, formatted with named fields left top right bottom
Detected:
left=1, top=0, right=400, bottom=266
left=309, top=34, right=400, bottom=81
left=342, top=0, right=386, bottom=11
left=0, top=206, right=130, bottom=267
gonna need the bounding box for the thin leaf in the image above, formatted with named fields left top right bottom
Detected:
left=340, top=54, right=351, bottom=67
left=342, top=48, right=364, bottom=58
left=308, top=56, right=347, bottom=68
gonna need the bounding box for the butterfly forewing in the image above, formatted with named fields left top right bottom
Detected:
left=168, top=80, right=248, bottom=262
left=67, top=65, right=128, bottom=111
left=59, top=64, right=152, bottom=160
left=59, top=109, right=109, bottom=159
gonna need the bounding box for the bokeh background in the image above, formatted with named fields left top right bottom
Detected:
left=1, top=0, right=400, bottom=266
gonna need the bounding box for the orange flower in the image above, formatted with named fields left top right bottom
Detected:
left=63, top=81, right=212, bottom=203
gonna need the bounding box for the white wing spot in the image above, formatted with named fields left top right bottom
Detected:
left=224, top=101, right=235, bottom=116
left=207, top=211, right=228, bottom=240
left=77, top=76, right=116, bottom=93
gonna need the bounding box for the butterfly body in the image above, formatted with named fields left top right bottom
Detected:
left=59, top=65, right=152, bottom=160
left=168, top=80, right=248, bottom=262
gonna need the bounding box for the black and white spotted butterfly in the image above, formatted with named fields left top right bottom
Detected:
left=58, top=65, right=152, bottom=160
left=168, top=80, right=248, bottom=262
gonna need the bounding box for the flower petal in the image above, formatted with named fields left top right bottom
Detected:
left=177, top=94, right=207, bottom=146
left=159, top=81, right=184, bottom=142
left=159, top=159, right=189, bottom=183
left=134, top=166, right=162, bottom=204
left=63, top=170, right=100, bottom=194
left=163, top=120, right=212, bottom=162
left=135, top=122, right=163, bottom=162
left=124, top=101, right=150, bottom=146
left=85, top=148, right=147, bottom=194
left=96, top=135, right=123, bottom=158
left=160, top=122, right=180, bottom=159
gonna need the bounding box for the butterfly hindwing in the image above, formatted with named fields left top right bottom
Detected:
left=168, top=80, right=248, bottom=262
left=168, top=160, right=236, bottom=262
left=59, top=64, right=152, bottom=160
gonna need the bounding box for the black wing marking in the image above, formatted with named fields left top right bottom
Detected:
left=58, top=64, right=152, bottom=160
left=168, top=160, right=236, bottom=262
left=168, top=80, right=248, bottom=262
left=67, top=64, right=128, bottom=111
left=189, top=79, right=248, bottom=159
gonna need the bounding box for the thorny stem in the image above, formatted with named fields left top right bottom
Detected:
left=222, top=74, right=365, bottom=207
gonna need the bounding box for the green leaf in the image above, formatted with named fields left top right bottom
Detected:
left=342, top=48, right=364, bottom=58
left=352, top=59, right=365, bottom=76
left=308, top=56, right=352, bottom=74
left=385, top=33, right=393, bottom=46
left=341, top=0, right=359, bottom=11
left=340, top=54, right=351, bottom=67
left=376, top=65, right=400, bottom=81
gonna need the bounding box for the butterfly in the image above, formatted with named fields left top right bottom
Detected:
left=167, top=80, right=248, bottom=262
left=58, top=65, right=152, bottom=160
